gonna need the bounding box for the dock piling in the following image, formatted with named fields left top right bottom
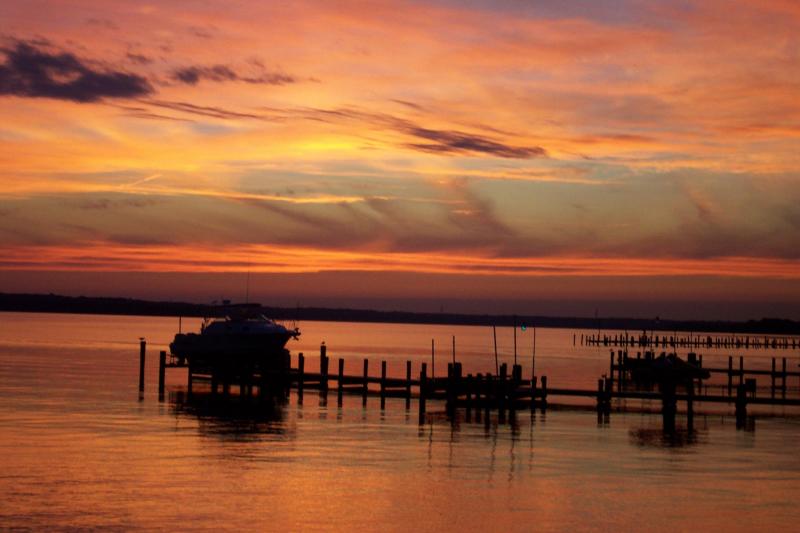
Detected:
left=380, top=361, right=387, bottom=409
left=138, top=339, right=146, bottom=393
left=418, top=363, right=427, bottom=423
left=337, top=358, right=344, bottom=406
left=405, top=360, right=412, bottom=409
left=362, top=358, right=369, bottom=406
left=158, top=350, right=166, bottom=399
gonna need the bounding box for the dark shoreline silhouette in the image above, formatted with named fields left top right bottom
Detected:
left=0, top=292, right=798, bottom=334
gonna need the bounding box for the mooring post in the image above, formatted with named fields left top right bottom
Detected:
left=446, top=363, right=455, bottom=415
left=337, top=358, right=344, bottom=406
left=187, top=360, right=194, bottom=397
left=735, top=383, right=747, bottom=428
left=465, top=373, right=473, bottom=416
left=418, top=362, right=428, bottom=423
left=498, top=363, right=508, bottom=420
left=362, top=358, right=369, bottom=406
left=661, top=381, right=676, bottom=432
left=539, top=375, right=548, bottom=411
left=158, top=350, right=166, bottom=399
left=320, top=350, right=329, bottom=395
left=782, top=357, right=787, bottom=397
left=380, top=360, right=387, bottom=409
left=771, top=357, right=776, bottom=397
left=687, top=378, right=694, bottom=432
left=405, top=360, right=412, bottom=409
left=485, top=374, right=493, bottom=418
left=138, top=338, right=146, bottom=393
left=596, top=378, right=604, bottom=414
left=511, top=364, right=521, bottom=413
left=739, top=356, right=744, bottom=385
left=298, top=352, right=305, bottom=402
left=727, top=356, right=733, bottom=394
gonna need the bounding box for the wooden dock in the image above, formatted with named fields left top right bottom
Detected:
left=138, top=340, right=800, bottom=431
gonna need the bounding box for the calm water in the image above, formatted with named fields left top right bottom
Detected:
left=1, top=312, right=800, bottom=531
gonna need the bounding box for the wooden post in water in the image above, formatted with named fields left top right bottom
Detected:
left=465, top=374, right=473, bottom=421
left=138, top=338, right=146, bottom=393
left=596, top=378, right=604, bottom=416
left=782, top=357, right=787, bottom=397
left=498, top=363, right=508, bottom=422
left=380, top=360, right=387, bottom=409
left=493, top=326, right=499, bottom=375
left=158, top=350, right=166, bottom=399
left=485, top=374, right=493, bottom=419
left=418, top=362, right=428, bottom=423
left=687, top=378, right=694, bottom=432
left=478, top=373, right=486, bottom=413
left=771, top=357, right=776, bottom=397
left=540, top=376, right=548, bottom=411
left=727, top=356, right=733, bottom=394
left=187, top=360, right=194, bottom=397
left=362, top=358, right=369, bottom=406
left=298, top=353, right=305, bottom=403
left=739, top=356, right=744, bottom=386
left=735, top=383, right=747, bottom=428
left=405, top=360, right=412, bottom=409
left=320, top=347, right=329, bottom=396
left=337, top=358, right=344, bottom=406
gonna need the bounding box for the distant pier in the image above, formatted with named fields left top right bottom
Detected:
left=581, top=332, right=799, bottom=350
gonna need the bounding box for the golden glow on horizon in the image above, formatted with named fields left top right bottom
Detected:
left=2, top=242, right=799, bottom=279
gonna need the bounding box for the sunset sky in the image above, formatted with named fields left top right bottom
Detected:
left=1, top=0, right=799, bottom=319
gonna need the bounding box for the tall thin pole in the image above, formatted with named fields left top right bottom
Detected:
left=532, top=326, right=536, bottom=377
left=493, top=325, right=499, bottom=375
left=452, top=335, right=456, bottom=364
left=431, top=338, right=435, bottom=381
left=513, top=316, right=517, bottom=365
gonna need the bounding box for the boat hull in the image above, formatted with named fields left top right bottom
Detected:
left=170, top=332, right=293, bottom=371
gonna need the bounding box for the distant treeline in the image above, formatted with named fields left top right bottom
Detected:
left=0, top=292, right=798, bottom=334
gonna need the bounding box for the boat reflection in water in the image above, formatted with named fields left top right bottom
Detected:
left=168, top=390, right=292, bottom=439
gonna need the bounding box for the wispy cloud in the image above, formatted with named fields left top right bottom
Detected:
left=0, top=40, right=153, bottom=102
left=171, top=64, right=296, bottom=85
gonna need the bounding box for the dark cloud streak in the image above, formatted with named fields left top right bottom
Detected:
left=172, top=64, right=296, bottom=86
left=403, top=126, right=547, bottom=158
left=0, top=40, right=153, bottom=102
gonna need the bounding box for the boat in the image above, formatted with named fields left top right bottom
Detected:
left=625, top=352, right=710, bottom=384
left=169, top=304, right=300, bottom=370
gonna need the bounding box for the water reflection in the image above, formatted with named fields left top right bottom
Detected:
left=629, top=427, right=705, bottom=448
left=168, top=390, right=292, bottom=439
